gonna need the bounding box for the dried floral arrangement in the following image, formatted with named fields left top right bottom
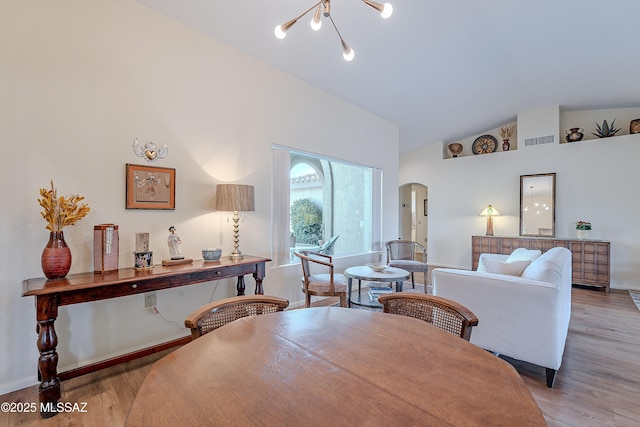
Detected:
left=499, top=124, right=515, bottom=140
left=38, top=181, right=90, bottom=231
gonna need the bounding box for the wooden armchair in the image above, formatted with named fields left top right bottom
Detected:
left=294, top=250, right=347, bottom=308
left=385, top=239, right=428, bottom=290
left=184, top=295, right=289, bottom=340
left=378, top=293, right=478, bottom=341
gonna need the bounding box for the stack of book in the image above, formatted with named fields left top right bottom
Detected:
left=368, top=285, right=393, bottom=303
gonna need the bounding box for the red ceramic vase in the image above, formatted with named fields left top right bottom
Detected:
left=41, top=231, right=72, bottom=279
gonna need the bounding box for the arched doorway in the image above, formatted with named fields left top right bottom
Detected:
left=398, top=183, right=428, bottom=245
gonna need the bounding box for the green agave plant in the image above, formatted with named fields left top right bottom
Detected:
left=592, top=119, right=621, bottom=138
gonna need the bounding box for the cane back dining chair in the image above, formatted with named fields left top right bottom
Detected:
left=385, top=239, right=428, bottom=291
left=378, top=293, right=478, bottom=341
left=184, top=295, right=290, bottom=340
left=294, top=250, right=347, bottom=308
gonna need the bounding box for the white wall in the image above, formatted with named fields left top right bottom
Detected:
left=400, top=130, right=640, bottom=292
left=0, top=0, right=399, bottom=394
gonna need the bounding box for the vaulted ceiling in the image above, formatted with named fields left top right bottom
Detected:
left=136, top=0, right=640, bottom=154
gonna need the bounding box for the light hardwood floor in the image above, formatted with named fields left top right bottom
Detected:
left=2, top=285, right=639, bottom=426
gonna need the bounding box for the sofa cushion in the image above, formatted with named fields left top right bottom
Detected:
left=521, top=257, right=563, bottom=285
left=507, top=248, right=542, bottom=263
left=479, top=258, right=531, bottom=276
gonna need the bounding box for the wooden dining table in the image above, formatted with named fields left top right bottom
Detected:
left=125, top=307, right=546, bottom=426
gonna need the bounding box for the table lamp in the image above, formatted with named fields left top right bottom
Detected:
left=215, top=184, right=255, bottom=259
left=479, top=205, right=500, bottom=236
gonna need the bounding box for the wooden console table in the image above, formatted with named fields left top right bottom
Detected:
left=472, top=236, right=610, bottom=292
left=22, top=255, right=270, bottom=417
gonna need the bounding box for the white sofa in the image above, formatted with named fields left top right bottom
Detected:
left=432, top=247, right=572, bottom=387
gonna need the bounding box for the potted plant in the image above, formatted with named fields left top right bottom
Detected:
left=592, top=119, right=621, bottom=138
left=575, top=220, right=591, bottom=239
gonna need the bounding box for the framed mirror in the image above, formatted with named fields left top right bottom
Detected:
left=520, top=173, right=556, bottom=237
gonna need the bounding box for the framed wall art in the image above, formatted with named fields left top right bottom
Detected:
left=126, top=163, right=175, bottom=210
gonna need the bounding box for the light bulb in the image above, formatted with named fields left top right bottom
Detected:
left=340, top=39, right=355, bottom=61
left=381, top=3, right=393, bottom=18
left=311, top=5, right=322, bottom=30
left=343, top=47, right=355, bottom=61
left=274, top=25, right=287, bottom=39
left=363, top=1, right=393, bottom=19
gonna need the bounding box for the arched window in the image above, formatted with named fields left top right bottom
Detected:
left=272, top=146, right=382, bottom=266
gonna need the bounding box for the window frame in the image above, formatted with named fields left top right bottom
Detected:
left=271, top=145, right=382, bottom=266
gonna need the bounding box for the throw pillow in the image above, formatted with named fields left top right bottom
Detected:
left=480, top=258, right=531, bottom=277
left=507, top=248, right=542, bottom=263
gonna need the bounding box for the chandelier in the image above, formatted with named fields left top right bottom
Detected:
left=274, top=0, right=393, bottom=61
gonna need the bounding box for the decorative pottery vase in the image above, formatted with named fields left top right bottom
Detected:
left=41, top=231, right=72, bottom=279
left=448, top=143, right=463, bottom=158
left=502, top=139, right=510, bottom=151
left=576, top=229, right=591, bottom=240
left=566, top=128, right=584, bottom=142
left=630, top=119, right=640, bottom=134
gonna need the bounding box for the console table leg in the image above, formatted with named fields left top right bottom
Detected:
left=254, top=278, right=264, bottom=295
left=253, top=262, right=265, bottom=295
left=237, top=276, right=246, bottom=296
left=36, top=295, right=60, bottom=418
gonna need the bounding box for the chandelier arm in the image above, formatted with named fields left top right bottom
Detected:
left=327, top=13, right=345, bottom=43
left=275, top=1, right=322, bottom=38
left=292, top=1, right=323, bottom=22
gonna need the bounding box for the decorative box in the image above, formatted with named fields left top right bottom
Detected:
left=94, top=224, right=119, bottom=272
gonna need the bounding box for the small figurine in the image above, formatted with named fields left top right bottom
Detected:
left=167, top=226, right=184, bottom=260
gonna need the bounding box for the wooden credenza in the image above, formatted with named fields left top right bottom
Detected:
left=472, top=236, right=610, bottom=293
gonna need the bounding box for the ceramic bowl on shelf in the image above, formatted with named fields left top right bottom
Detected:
left=202, top=248, right=222, bottom=261
left=366, top=262, right=388, bottom=273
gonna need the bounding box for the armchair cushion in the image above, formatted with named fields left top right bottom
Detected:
left=388, top=259, right=428, bottom=271
left=308, top=273, right=347, bottom=293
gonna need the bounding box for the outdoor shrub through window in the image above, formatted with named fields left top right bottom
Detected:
left=272, top=146, right=382, bottom=266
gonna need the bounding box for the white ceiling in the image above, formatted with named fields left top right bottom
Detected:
left=135, top=0, right=640, bottom=154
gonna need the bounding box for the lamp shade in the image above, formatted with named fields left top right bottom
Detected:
left=479, top=205, right=501, bottom=217
left=215, top=184, right=255, bottom=212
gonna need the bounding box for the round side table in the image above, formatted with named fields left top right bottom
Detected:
left=345, top=265, right=410, bottom=308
